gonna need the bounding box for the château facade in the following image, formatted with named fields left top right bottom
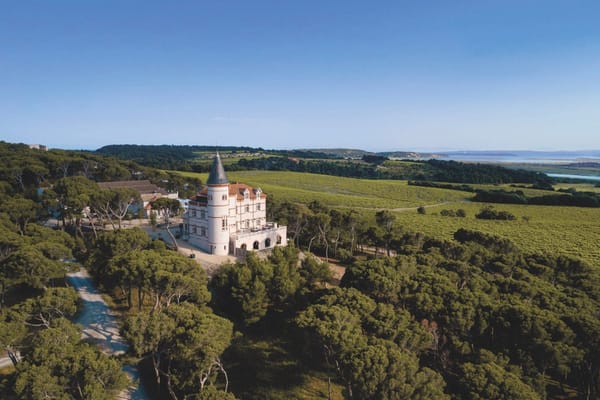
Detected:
left=183, top=153, right=287, bottom=256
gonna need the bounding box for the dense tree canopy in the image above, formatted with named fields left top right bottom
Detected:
left=2, top=140, right=599, bottom=399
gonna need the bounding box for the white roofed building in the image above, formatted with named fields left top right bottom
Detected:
left=183, top=153, right=287, bottom=256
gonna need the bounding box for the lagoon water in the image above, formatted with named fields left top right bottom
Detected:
left=429, top=151, right=600, bottom=181
left=547, top=173, right=600, bottom=181
left=438, top=150, right=600, bottom=164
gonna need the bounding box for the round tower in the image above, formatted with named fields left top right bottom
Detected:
left=206, top=152, right=230, bottom=255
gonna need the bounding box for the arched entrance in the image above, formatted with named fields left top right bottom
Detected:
left=241, top=243, right=247, bottom=251
left=265, top=238, right=271, bottom=248
left=253, top=241, right=259, bottom=250
left=276, top=235, right=282, bottom=244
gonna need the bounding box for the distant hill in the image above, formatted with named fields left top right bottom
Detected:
left=300, top=148, right=371, bottom=159
left=95, top=144, right=339, bottom=170
left=378, top=151, right=445, bottom=159
left=94, top=144, right=555, bottom=185
left=303, top=148, right=444, bottom=159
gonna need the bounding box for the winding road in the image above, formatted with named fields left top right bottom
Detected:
left=66, top=268, right=150, bottom=400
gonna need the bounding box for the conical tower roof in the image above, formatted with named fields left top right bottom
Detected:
left=207, top=152, right=229, bottom=185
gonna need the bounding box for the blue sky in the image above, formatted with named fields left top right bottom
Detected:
left=1, top=1, right=599, bottom=151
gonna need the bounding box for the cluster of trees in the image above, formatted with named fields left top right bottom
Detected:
left=0, top=141, right=202, bottom=203
left=296, top=288, right=449, bottom=399
left=339, top=229, right=600, bottom=399
left=0, top=142, right=206, bottom=398
left=211, top=247, right=331, bottom=328
left=95, top=144, right=557, bottom=186
left=440, top=209, right=467, bottom=218
left=232, top=157, right=382, bottom=178
left=211, top=210, right=600, bottom=398
left=4, top=140, right=600, bottom=399
left=97, top=144, right=206, bottom=170
left=270, top=200, right=386, bottom=261
left=210, top=246, right=448, bottom=399
left=0, top=142, right=132, bottom=189
left=474, top=188, right=600, bottom=208
left=361, top=154, right=389, bottom=164
left=423, top=160, right=554, bottom=186
left=411, top=181, right=600, bottom=209
left=214, top=196, right=600, bottom=398
left=86, top=229, right=235, bottom=399
left=0, top=141, right=202, bottom=240
left=231, top=157, right=554, bottom=185
left=475, top=206, right=517, bottom=221
left=270, top=199, right=473, bottom=259
left=408, top=180, right=477, bottom=192
left=0, top=209, right=127, bottom=398
left=96, top=144, right=338, bottom=171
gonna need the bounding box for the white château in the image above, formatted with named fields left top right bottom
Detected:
left=183, top=153, right=287, bottom=256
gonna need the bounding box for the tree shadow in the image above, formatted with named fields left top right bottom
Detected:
left=223, top=336, right=306, bottom=399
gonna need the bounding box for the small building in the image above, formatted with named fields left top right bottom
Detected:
left=98, top=180, right=178, bottom=216
left=28, top=144, right=48, bottom=151
left=183, top=153, right=287, bottom=256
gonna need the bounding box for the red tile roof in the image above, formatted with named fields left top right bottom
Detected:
left=192, top=183, right=266, bottom=202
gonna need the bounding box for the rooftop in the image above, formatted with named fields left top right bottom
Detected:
left=206, top=152, right=228, bottom=185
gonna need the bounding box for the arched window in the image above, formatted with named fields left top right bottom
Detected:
left=253, top=241, right=259, bottom=250
left=265, top=238, right=271, bottom=248
left=276, top=235, right=282, bottom=244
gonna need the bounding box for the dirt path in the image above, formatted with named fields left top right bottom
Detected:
left=0, top=354, right=18, bottom=370
left=388, top=201, right=458, bottom=212
left=334, top=200, right=467, bottom=212
left=67, top=268, right=149, bottom=400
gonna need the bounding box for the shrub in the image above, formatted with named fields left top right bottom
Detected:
left=475, top=206, right=516, bottom=221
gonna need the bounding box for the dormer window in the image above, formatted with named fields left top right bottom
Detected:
left=244, top=189, right=249, bottom=200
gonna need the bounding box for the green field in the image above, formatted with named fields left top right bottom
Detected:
left=178, top=170, right=470, bottom=209
left=507, top=162, right=600, bottom=176
left=553, top=182, right=600, bottom=193
left=177, top=170, right=600, bottom=265
left=394, top=202, right=600, bottom=265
